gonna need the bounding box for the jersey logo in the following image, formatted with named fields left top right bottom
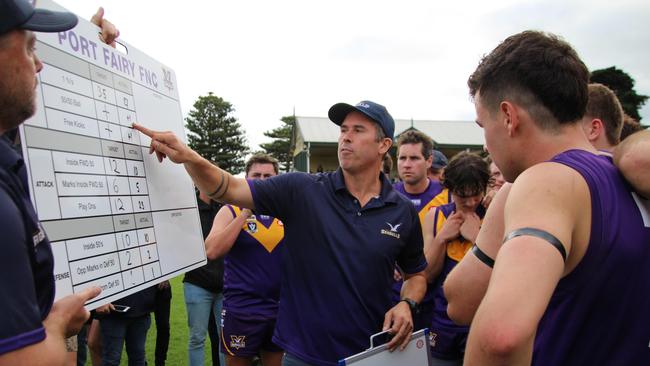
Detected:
left=230, top=335, right=246, bottom=350
left=381, top=222, right=402, bottom=239
left=429, top=332, right=438, bottom=348
left=232, top=206, right=284, bottom=253
left=410, top=199, right=421, bottom=207
left=246, top=220, right=258, bottom=233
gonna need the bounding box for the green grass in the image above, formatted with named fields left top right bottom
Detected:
left=84, top=275, right=216, bottom=365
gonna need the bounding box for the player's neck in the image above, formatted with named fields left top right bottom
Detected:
left=342, top=166, right=383, bottom=207
left=591, top=137, right=615, bottom=153
left=404, top=178, right=429, bottom=195
left=522, top=122, right=597, bottom=167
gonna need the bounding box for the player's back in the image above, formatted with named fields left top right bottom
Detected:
left=533, top=149, right=650, bottom=365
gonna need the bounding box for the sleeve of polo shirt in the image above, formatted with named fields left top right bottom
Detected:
left=0, top=189, right=46, bottom=355
left=248, top=172, right=310, bottom=221
left=396, top=208, right=428, bottom=274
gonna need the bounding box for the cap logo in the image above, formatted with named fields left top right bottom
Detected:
left=356, top=102, right=370, bottom=109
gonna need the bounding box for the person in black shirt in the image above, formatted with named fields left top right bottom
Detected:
left=183, top=189, right=225, bottom=366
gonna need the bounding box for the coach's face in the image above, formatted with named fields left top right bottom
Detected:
left=474, top=92, right=516, bottom=182
left=338, top=111, right=391, bottom=174
left=0, top=30, right=43, bottom=134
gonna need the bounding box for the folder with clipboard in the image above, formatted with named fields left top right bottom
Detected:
left=338, top=328, right=432, bottom=365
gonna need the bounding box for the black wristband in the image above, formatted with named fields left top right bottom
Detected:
left=471, top=244, right=495, bottom=268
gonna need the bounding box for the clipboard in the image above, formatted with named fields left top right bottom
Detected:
left=338, top=329, right=432, bottom=365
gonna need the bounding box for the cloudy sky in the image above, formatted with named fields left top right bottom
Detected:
left=55, top=0, right=650, bottom=149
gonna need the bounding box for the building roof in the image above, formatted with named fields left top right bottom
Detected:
left=295, top=116, right=484, bottom=147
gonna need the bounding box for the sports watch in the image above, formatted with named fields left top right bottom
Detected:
left=400, top=297, right=420, bottom=315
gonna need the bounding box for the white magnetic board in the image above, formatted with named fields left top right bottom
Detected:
left=19, top=0, right=207, bottom=309
left=339, top=329, right=432, bottom=366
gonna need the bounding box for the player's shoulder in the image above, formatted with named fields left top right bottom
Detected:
left=515, top=161, right=585, bottom=187
left=508, top=162, right=589, bottom=209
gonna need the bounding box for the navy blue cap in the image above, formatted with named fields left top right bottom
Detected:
left=431, top=149, right=449, bottom=169
left=328, top=100, right=395, bottom=140
left=1, top=0, right=78, bottom=36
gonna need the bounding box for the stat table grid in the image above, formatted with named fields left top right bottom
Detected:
left=26, top=55, right=163, bottom=303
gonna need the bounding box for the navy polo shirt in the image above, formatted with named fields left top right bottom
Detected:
left=0, top=135, right=54, bottom=355
left=249, top=168, right=427, bottom=366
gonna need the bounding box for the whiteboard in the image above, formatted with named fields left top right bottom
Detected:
left=339, top=329, right=432, bottom=366
left=19, top=0, right=207, bottom=309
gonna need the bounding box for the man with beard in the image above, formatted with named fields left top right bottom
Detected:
left=0, top=0, right=102, bottom=363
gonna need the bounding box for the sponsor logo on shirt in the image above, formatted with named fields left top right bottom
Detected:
left=381, top=222, right=402, bottom=239
left=411, top=199, right=421, bottom=207
left=32, top=223, right=46, bottom=247
left=230, top=335, right=246, bottom=350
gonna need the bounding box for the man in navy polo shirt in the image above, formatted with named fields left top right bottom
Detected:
left=0, top=0, right=104, bottom=363
left=135, top=100, right=428, bottom=366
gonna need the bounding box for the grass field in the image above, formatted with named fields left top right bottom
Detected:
left=84, top=275, right=216, bottom=365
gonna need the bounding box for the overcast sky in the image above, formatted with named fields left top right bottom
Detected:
left=55, top=0, right=650, bottom=150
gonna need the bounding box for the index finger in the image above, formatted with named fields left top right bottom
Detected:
left=132, top=123, right=154, bottom=137
left=78, top=286, right=102, bottom=302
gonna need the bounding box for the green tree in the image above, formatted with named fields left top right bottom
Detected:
left=591, top=67, right=648, bottom=121
left=260, top=115, right=295, bottom=172
left=185, top=92, right=249, bottom=174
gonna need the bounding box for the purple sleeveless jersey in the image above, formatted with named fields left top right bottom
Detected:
left=223, top=206, right=285, bottom=319
left=392, top=180, right=444, bottom=329
left=532, top=150, right=650, bottom=364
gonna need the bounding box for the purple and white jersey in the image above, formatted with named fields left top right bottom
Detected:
left=532, top=149, right=650, bottom=364
left=223, top=205, right=285, bottom=319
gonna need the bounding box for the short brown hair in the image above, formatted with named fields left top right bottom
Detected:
left=245, top=153, right=279, bottom=175
left=396, top=130, right=434, bottom=159
left=585, top=83, right=624, bottom=145
left=468, top=31, right=589, bottom=131
left=620, top=113, right=644, bottom=141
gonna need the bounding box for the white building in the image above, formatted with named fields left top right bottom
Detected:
left=291, top=116, right=485, bottom=173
